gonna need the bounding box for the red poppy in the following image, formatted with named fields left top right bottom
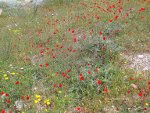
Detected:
left=138, top=92, right=143, bottom=97
left=72, top=29, right=75, bottom=33
left=115, top=16, right=119, bottom=20
left=6, top=99, right=11, bottom=104
left=5, top=93, right=9, bottom=97
left=26, top=96, right=30, bottom=100
left=80, top=76, right=84, bottom=81
left=79, top=73, right=83, bottom=77
left=130, top=77, right=134, bottom=81
left=100, top=31, right=103, bottom=35
left=1, top=110, right=5, bottom=113
left=127, top=90, right=131, bottom=94
left=104, top=87, right=109, bottom=93
left=59, top=84, right=63, bottom=88
left=74, top=38, right=77, bottom=42
left=1, top=92, right=5, bottom=95
left=54, top=84, right=57, bottom=88
left=109, top=20, right=113, bottom=22
left=103, top=37, right=107, bottom=40
left=97, top=79, right=102, bottom=84
left=39, top=64, right=43, bottom=67
left=67, top=69, right=71, bottom=72
left=45, top=63, right=49, bottom=67
left=140, top=7, right=145, bottom=11
left=15, top=81, right=21, bottom=84
left=76, top=107, right=81, bottom=111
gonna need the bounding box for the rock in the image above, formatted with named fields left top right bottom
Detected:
left=15, top=99, right=27, bottom=111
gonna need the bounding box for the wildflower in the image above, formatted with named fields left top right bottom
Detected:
left=6, top=99, right=11, bottom=104
left=140, top=7, right=145, bottom=11
left=5, top=77, right=9, bottom=80
left=15, top=81, right=21, bottom=84
left=11, top=72, right=16, bottom=75
left=145, top=103, right=149, bottom=106
left=97, top=79, right=102, bottom=85
left=127, top=90, right=131, bottom=94
left=74, top=38, right=77, bottom=42
left=3, top=74, right=7, bottom=77
left=138, top=92, right=143, bottom=97
left=109, top=20, right=113, bottom=22
left=34, top=100, right=39, bottom=104
left=99, top=31, right=103, bottom=35
left=59, top=84, right=63, bottom=88
left=26, top=96, right=30, bottom=100
left=45, top=63, right=49, bottom=67
left=58, top=91, right=62, bottom=93
left=72, top=29, right=75, bottom=33
left=44, top=99, right=50, bottom=105
left=75, top=107, right=81, bottom=112
left=67, top=69, right=71, bottom=72
left=1, top=110, right=5, bottom=113
left=45, top=109, right=48, bottom=112
left=80, top=76, right=84, bottom=81
left=5, top=93, right=9, bottom=97
left=104, top=87, right=109, bottom=93
left=103, top=37, right=107, bottom=40
left=115, top=16, right=119, bottom=20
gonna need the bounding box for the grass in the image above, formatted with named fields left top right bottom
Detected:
left=0, top=0, right=150, bottom=112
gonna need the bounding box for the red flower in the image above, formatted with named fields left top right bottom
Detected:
left=138, top=92, right=143, bottom=97
left=6, top=99, right=11, bottom=104
left=115, top=16, right=119, bottom=20
left=67, top=69, right=71, bottom=73
left=140, top=7, right=145, bottom=11
left=80, top=76, right=84, bottom=81
left=74, top=38, right=77, bottom=42
left=59, top=84, right=63, bottom=88
left=127, top=90, right=131, bottom=94
left=54, top=84, right=57, bottom=88
left=130, top=77, right=134, bottom=81
left=1, top=110, right=5, bottom=113
left=45, top=63, right=49, bottom=67
left=100, top=31, right=103, bottom=35
left=26, top=96, right=30, bottom=100
left=76, top=107, right=81, bottom=111
left=97, top=79, right=102, bottom=85
left=104, top=87, right=109, bottom=93
left=39, top=64, right=43, bottom=67
left=5, top=93, right=9, bottom=97
left=72, top=29, right=75, bottom=33
left=144, top=108, right=147, bottom=111
left=1, top=92, right=5, bottom=95
left=109, top=20, right=113, bottom=22
left=103, top=37, right=107, bottom=40
left=15, top=81, right=21, bottom=84
left=79, top=73, right=83, bottom=77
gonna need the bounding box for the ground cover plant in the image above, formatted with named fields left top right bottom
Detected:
left=0, top=0, right=150, bottom=112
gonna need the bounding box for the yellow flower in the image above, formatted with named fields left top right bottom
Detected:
left=34, top=100, right=39, bottom=104
left=22, top=112, right=25, bottom=113
left=37, top=98, right=41, bottom=101
left=45, top=109, right=48, bottom=112
left=35, top=94, right=41, bottom=98
left=11, top=72, right=16, bottom=75
left=3, top=74, right=7, bottom=77
left=5, top=77, right=9, bottom=80
left=145, top=103, right=149, bottom=106
left=44, top=99, right=50, bottom=105
left=58, top=91, right=62, bottom=93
